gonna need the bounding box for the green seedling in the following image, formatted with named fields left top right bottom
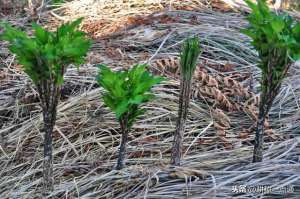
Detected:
left=97, top=64, right=163, bottom=170
left=242, top=0, right=300, bottom=162
left=171, top=36, right=201, bottom=166
left=0, top=18, right=91, bottom=193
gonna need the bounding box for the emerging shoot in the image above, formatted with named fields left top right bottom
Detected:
left=0, top=18, right=91, bottom=193
left=171, top=36, right=201, bottom=166
left=242, top=0, right=300, bottom=162
left=97, top=64, right=163, bottom=170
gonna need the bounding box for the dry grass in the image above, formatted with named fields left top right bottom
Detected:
left=0, top=0, right=300, bottom=198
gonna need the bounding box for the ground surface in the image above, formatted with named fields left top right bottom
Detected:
left=0, top=0, right=300, bottom=198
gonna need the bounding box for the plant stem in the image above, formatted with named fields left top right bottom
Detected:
left=40, top=83, right=59, bottom=195
left=253, top=102, right=266, bottom=162
left=253, top=83, right=278, bottom=162
left=42, top=110, right=55, bottom=194
left=116, top=116, right=129, bottom=170
left=171, top=77, right=191, bottom=166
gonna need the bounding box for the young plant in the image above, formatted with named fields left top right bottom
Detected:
left=242, top=0, right=300, bottom=162
left=171, top=36, right=201, bottom=166
left=97, top=64, right=163, bottom=170
left=0, top=18, right=91, bottom=193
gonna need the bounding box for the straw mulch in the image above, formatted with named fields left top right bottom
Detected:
left=0, top=0, right=299, bottom=198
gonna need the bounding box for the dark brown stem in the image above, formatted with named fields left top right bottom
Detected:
left=171, top=77, right=192, bottom=166
left=42, top=109, right=55, bottom=194
left=253, top=101, right=266, bottom=162
left=253, top=87, right=278, bottom=163
left=41, top=82, right=60, bottom=195
left=115, top=115, right=130, bottom=170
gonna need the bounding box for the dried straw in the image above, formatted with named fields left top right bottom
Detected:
left=0, top=0, right=299, bottom=198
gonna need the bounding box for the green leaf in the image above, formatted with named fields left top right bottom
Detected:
left=115, top=100, right=129, bottom=119
left=180, top=36, right=201, bottom=80
left=270, top=19, right=284, bottom=34
left=240, top=29, right=256, bottom=39
left=1, top=18, right=90, bottom=87
left=32, top=23, right=50, bottom=44
left=241, top=0, right=297, bottom=99
left=129, top=94, right=152, bottom=105
left=292, top=53, right=300, bottom=61
left=97, top=64, right=163, bottom=128
left=103, top=95, right=116, bottom=110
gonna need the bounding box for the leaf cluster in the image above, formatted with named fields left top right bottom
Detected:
left=97, top=64, right=164, bottom=128
left=0, top=18, right=91, bottom=85
left=242, top=0, right=300, bottom=89
left=180, top=36, right=201, bottom=80
left=52, top=0, right=64, bottom=3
